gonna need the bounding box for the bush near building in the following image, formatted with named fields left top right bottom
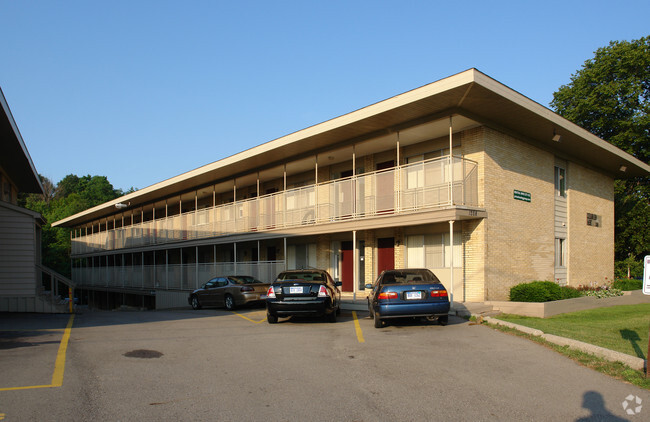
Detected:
left=611, top=278, right=643, bottom=291
left=509, top=281, right=582, bottom=302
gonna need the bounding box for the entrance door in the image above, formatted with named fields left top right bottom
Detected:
left=377, top=237, right=395, bottom=275
left=341, top=241, right=354, bottom=292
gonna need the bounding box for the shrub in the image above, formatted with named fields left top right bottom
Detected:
left=510, top=281, right=563, bottom=302
left=611, top=278, right=643, bottom=291
left=559, top=286, right=583, bottom=299
left=510, top=281, right=587, bottom=302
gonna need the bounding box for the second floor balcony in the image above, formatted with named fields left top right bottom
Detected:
left=71, top=156, right=479, bottom=255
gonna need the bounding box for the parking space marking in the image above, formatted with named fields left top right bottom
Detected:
left=352, top=311, right=365, bottom=343
left=231, top=310, right=267, bottom=324
left=0, top=314, right=74, bottom=391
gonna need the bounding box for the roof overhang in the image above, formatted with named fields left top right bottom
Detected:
left=0, top=87, right=44, bottom=194
left=53, top=68, right=650, bottom=228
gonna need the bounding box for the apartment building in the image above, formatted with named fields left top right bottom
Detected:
left=53, top=69, right=650, bottom=309
left=1, top=87, right=73, bottom=312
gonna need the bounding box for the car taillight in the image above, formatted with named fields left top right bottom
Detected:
left=318, top=285, right=330, bottom=298
left=431, top=289, right=448, bottom=297
left=240, top=286, right=254, bottom=292
left=267, top=286, right=276, bottom=298
left=378, top=291, right=398, bottom=300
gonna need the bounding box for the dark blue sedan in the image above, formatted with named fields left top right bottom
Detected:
left=366, top=269, right=450, bottom=328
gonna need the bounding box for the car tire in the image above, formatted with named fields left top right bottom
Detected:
left=190, top=296, right=201, bottom=310
left=327, top=310, right=337, bottom=323
left=267, top=312, right=278, bottom=324
left=224, top=294, right=236, bottom=311
left=438, top=315, right=448, bottom=326
left=373, top=311, right=383, bottom=328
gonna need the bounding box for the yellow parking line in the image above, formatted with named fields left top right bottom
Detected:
left=51, top=314, right=74, bottom=386
left=0, top=314, right=74, bottom=391
left=231, top=310, right=267, bottom=324
left=352, top=311, right=365, bottom=343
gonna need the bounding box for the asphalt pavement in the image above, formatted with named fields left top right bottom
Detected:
left=0, top=309, right=647, bottom=421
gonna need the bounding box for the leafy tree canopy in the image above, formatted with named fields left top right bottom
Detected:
left=19, top=174, right=130, bottom=277
left=551, top=36, right=649, bottom=277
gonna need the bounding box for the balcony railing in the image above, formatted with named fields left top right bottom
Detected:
left=72, top=261, right=285, bottom=290
left=72, top=156, right=478, bottom=255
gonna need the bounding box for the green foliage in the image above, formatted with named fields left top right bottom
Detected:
left=612, top=278, right=644, bottom=291
left=510, top=281, right=587, bottom=302
left=559, top=286, right=583, bottom=300
left=510, top=281, right=561, bottom=302
left=551, top=36, right=650, bottom=269
left=615, top=255, right=644, bottom=279
left=19, top=174, right=127, bottom=277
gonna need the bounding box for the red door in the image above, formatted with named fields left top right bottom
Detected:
left=341, top=241, right=354, bottom=292
left=377, top=237, right=395, bottom=276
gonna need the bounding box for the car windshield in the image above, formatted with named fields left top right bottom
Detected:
left=229, top=276, right=263, bottom=285
left=381, top=270, right=439, bottom=284
left=276, top=272, right=324, bottom=282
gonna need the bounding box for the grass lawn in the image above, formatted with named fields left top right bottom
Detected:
left=495, top=303, right=650, bottom=359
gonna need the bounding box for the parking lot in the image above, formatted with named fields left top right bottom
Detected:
left=0, top=308, right=647, bottom=421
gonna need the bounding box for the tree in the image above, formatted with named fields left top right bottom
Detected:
left=21, top=174, right=126, bottom=277
left=551, top=36, right=649, bottom=278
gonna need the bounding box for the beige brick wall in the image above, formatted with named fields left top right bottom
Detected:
left=567, top=164, right=614, bottom=286
left=363, top=231, right=375, bottom=285
left=481, top=127, right=556, bottom=300
left=316, top=235, right=331, bottom=272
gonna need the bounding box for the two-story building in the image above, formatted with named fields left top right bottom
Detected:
left=53, top=69, right=650, bottom=309
left=1, top=87, right=73, bottom=312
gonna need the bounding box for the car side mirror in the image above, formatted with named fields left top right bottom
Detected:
left=335, top=281, right=342, bottom=287
left=364, top=283, right=373, bottom=289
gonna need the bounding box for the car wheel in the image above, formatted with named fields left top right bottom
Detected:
left=373, top=311, right=382, bottom=328
left=267, top=312, right=278, bottom=324
left=224, top=294, right=236, bottom=311
left=438, top=315, right=448, bottom=326
left=190, top=296, right=201, bottom=310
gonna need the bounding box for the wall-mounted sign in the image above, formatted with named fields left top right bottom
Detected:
left=587, top=213, right=601, bottom=227
left=513, top=190, right=531, bottom=202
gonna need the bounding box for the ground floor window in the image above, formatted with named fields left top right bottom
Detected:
left=406, top=233, right=461, bottom=268
left=287, top=243, right=316, bottom=269
left=555, top=238, right=566, bottom=268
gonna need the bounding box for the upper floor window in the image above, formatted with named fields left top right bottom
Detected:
left=554, top=166, right=566, bottom=197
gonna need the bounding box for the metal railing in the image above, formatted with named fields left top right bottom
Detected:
left=37, top=265, right=75, bottom=309
left=72, top=260, right=285, bottom=290
left=72, top=156, right=478, bottom=255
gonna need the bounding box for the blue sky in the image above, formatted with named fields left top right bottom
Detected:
left=2, top=1, right=648, bottom=192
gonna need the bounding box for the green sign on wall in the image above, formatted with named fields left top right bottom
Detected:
left=514, top=190, right=531, bottom=202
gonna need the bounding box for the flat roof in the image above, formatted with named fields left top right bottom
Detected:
left=53, top=68, right=650, bottom=228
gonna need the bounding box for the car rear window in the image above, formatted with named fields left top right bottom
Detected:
left=277, top=272, right=325, bottom=282
left=381, top=270, right=439, bottom=284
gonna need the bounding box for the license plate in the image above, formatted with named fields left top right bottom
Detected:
left=290, top=286, right=303, bottom=294
left=406, top=291, right=422, bottom=300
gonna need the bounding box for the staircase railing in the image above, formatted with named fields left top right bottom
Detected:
left=37, top=265, right=76, bottom=311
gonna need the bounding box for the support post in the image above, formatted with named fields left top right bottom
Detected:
left=449, top=116, right=454, bottom=206
left=449, top=220, right=455, bottom=311
left=353, top=230, right=357, bottom=301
